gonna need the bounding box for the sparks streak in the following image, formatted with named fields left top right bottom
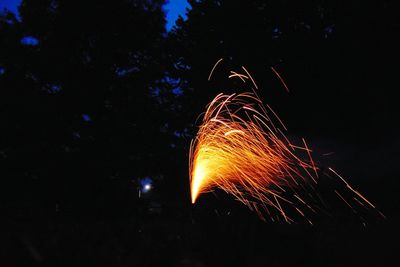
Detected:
left=190, top=65, right=383, bottom=223
left=208, top=58, right=224, bottom=81
left=271, top=66, right=290, bottom=93
left=189, top=90, right=322, bottom=222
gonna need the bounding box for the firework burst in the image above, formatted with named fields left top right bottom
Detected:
left=189, top=62, right=384, bottom=224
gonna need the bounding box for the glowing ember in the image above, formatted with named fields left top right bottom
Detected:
left=189, top=63, right=384, bottom=223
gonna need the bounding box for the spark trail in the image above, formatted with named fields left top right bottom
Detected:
left=189, top=63, right=383, bottom=224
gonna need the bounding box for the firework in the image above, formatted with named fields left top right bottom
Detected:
left=189, top=64, right=383, bottom=223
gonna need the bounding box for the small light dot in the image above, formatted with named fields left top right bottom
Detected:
left=144, top=184, right=151, bottom=191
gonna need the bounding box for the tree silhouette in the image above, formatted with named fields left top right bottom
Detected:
left=0, top=0, right=171, bottom=217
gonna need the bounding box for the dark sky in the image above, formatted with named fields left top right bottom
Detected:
left=0, top=0, right=20, bottom=14
left=164, top=0, right=190, bottom=30
left=0, top=0, right=190, bottom=30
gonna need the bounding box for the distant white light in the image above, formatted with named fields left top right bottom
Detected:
left=144, top=184, right=151, bottom=192
left=139, top=177, right=153, bottom=194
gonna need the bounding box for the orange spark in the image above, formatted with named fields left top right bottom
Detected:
left=271, top=66, right=290, bottom=93
left=208, top=58, right=224, bottom=81
left=189, top=91, right=321, bottom=222
left=189, top=65, right=384, bottom=223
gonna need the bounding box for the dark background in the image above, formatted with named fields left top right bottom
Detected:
left=1, top=0, right=399, bottom=266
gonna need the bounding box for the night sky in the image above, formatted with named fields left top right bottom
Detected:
left=0, top=0, right=21, bottom=15
left=164, top=0, right=190, bottom=30
left=0, top=0, right=190, bottom=30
